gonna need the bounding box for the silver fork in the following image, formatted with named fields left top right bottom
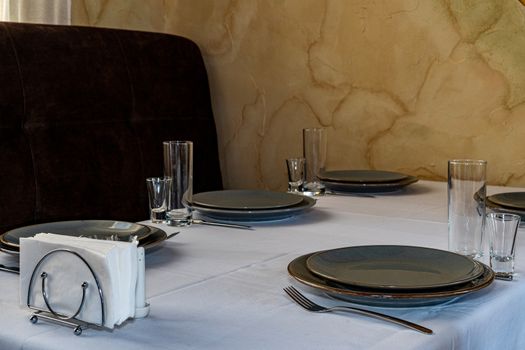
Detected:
left=283, top=286, right=433, bottom=335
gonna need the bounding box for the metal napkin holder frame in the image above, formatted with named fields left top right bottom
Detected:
left=26, top=249, right=105, bottom=335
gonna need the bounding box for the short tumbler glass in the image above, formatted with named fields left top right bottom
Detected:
left=486, top=212, right=521, bottom=280
left=286, top=157, right=305, bottom=193
left=146, top=177, right=172, bottom=223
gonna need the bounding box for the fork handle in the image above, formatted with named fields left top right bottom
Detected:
left=329, top=306, right=433, bottom=334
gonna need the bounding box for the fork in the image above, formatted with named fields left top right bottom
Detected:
left=283, top=286, right=433, bottom=335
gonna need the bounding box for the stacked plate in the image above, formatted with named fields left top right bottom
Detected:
left=288, top=245, right=494, bottom=307
left=0, top=220, right=168, bottom=255
left=318, top=170, right=418, bottom=194
left=189, top=190, right=316, bottom=222
left=486, top=192, right=525, bottom=221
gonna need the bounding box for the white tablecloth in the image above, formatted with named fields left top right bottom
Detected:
left=0, top=180, right=524, bottom=349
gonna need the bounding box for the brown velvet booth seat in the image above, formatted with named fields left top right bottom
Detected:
left=0, top=22, right=223, bottom=232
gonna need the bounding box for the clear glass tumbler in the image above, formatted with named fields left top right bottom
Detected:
left=146, top=177, right=172, bottom=223
left=486, top=212, right=521, bottom=280
left=163, top=141, right=193, bottom=227
left=286, top=157, right=305, bottom=193
left=447, top=159, right=487, bottom=258
left=302, top=128, right=327, bottom=196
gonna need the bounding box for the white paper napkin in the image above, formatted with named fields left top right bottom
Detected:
left=19, top=233, right=140, bottom=329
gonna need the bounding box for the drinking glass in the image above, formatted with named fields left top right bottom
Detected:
left=448, top=159, right=487, bottom=258
left=286, top=157, right=305, bottom=193
left=486, top=212, right=521, bottom=280
left=163, top=141, right=193, bottom=226
left=146, top=177, right=171, bottom=223
left=303, top=128, right=327, bottom=196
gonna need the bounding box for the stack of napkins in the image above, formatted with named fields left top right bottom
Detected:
left=20, top=233, right=148, bottom=329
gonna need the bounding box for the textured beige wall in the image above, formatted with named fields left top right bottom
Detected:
left=72, top=0, right=525, bottom=190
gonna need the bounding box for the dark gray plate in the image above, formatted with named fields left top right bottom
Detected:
left=322, top=176, right=418, bottom=193
left=288, top=253, right=494, bottom=307
left=0, top=220, right=162, bottom=248
left=192, top=190, right=303, bottom=210
left=487, top=192, right=525, bottom=210
left=0, top=224, right=167, bottom=255
left=189, top=196, right=316, bottom=222
left=319, top=170, right=408, bottom=183
left=486, top=198, right=525, bottom=221
left=306, top=245, right=484, bottom=290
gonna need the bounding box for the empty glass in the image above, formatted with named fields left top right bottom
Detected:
left=163, top=141, right=193, bottom=226
left=303, top=128, right=327, bottom=196
left=448, top=159, right=487, bottom=258
left=486, top=212, right=521, bottom=280
left=146, top=177, right=172, bottom=223
left=286, top=157, right=305, bottom=193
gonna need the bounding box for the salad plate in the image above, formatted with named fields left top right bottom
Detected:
left=192, top=190, right=303, bottom=210
left=306, top=245, right=484, bottom=290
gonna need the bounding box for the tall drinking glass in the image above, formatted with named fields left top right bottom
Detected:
left=448, top=159, right=487, bottom=258
left=303, top=128, right=327, bottom=196
left=163, top=141, right=193, bottom=227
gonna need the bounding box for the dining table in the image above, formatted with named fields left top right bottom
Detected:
left=0, top=180, right=524, bottom=349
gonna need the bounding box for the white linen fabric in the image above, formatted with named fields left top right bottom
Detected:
left=19, top=233, right=138, bottom=328
left=0, top=181, right=525, bottom=349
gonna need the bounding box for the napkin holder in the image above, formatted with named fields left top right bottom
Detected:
left=25, top=246, right=150, bottom=335
left=26, top=249, right=105, bottom=335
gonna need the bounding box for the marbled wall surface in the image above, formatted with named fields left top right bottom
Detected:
left=72, top=0, right=525, bottom=190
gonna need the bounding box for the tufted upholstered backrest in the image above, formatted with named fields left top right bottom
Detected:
left=0, top=22, right=223, bottom=232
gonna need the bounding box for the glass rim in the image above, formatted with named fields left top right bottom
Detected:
left=163, top=140, right=193, bottom=145
left=486, top=212, right=521, bottom=221
left=448, top=159, right=487, bottom=165
left=146, top=176, right=172, bottom=182
left=302, top=127, right=326, bottom=131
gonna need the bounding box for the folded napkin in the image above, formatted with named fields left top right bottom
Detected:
left=19, top=233, right=146, bottom=329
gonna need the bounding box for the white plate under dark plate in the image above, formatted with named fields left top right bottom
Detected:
left=487, top=192, right=525, bottom=210
left=192, top=190, right=303, bottom=210
left=288, top=253, right=494, bottom=307
left=318, top=170, right=409, bottom=184
left=189, top=195, right=316, bottom=222
left=0, top=220, right=164, bottom=248
left=322, top=175, right=418, bottom=193
left=306, top=245, right=484, bottom=290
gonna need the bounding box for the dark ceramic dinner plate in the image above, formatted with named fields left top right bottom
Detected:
left=0, top=220, right=166, bottom=250
left=306, top=245, right=484, bottom=290
left=322, top=176, right=418, bottom=193
left=487, top=192, right=525, bottom=210
left=318, top=170, right=409, bottom=184
left=0, top=227, right=168, bottom=255
left=486, top=197, right=525, bottom=222
left=189, top=195, right=316, bottom=222
left=288, top=253, right=494, bottom=307
left=192, top=190, right=303, bottom=210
